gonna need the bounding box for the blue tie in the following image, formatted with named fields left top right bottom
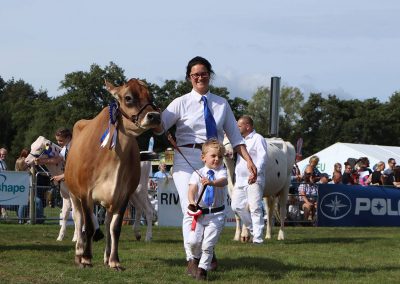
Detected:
left=201, top=96, right=218, bottom=140
left=203, top=169, right=215, bottom=206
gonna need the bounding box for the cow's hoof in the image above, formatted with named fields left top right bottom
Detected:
left=135, top=235, right=141, bottom=241
left=111, top=265, right=125, bottom=271
left=241, top=236, right=251, bottom=243
left=79, top=263, right=93, bottom=269
left=75, top=256, right=82, bottom=266
left=57, top=234, right=64, bottom=241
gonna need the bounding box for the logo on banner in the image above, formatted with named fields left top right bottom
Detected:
left=320, top=192, right=352, bottom=220
left=0, top=174, right=26, bottom=195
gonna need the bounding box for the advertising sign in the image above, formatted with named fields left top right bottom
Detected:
left=157, top=177, right=236, bottom=227
left=0, top=171, right=30, bottom=206
left=318, top=184, right=400, bottom=226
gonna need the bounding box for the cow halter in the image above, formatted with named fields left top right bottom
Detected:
left=119, top=102, right=159, bottom=129
left=100, top=101, right=160, bottom=149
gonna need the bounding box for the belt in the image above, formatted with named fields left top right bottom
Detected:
left=200, top=205, right=225, bottom=214
left=180, top=143, right=204, bottom=150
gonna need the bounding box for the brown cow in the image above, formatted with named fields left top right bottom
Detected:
left=64, top=79, right=160, bottom=270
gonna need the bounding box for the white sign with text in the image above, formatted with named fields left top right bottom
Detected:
left=0, top=171, right=30, bottom=206
left=157, top=177, right=236, bottom=227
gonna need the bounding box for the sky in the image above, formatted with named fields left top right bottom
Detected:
left=1, top=0, right=399, bottom=102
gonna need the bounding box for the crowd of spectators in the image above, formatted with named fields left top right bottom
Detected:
left=288, top=155, right=400, bottom=222
left=292, top=156, right=400, bottom=188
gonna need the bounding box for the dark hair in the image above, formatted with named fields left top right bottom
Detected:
left=185, top=56, right=215, bottom=80
left=55, top=127, right=72, bottom=139
left=394, top=166, right=400, bottom=182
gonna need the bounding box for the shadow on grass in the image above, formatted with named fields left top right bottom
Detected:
left=284, top=237, right=385, bottom=245
left=156, top=255, right=400, bottom=281
left=153, top=239, right=184, bottom=244
left=1, top=244, right=72, bottom=252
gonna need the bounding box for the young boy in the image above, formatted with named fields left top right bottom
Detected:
left=186, top=139, right=228, bottom=280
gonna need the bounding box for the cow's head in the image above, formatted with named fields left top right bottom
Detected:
left=105, top=79, right=161, bottom=135
left=25, top=136, right=61, bottom=166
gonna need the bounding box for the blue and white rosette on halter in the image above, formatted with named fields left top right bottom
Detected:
left=100, top=101, right=119, bottom=149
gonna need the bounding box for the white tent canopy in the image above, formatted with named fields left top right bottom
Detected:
left=297, top=142, right=400, bottom=177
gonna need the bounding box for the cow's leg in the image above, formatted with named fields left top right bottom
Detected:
left=108, top=202, right=127, bottom=271
left=104, top=210, right=112, bottom=266
left=240, top=204, right=251, bottom=243
left=57, top=197, right=70, bottom=241
left=265, top=197, right=275, bottom=240
left=70, top=195, right=84, bottom=266
left=133, top=206, right=142, bottom=241
left=233, top=213, right=241, bottom=241
left=70, top=200, right=78, bottom=242
left=231, top=186, right=251, bottom=243
left=80, top=198, right=95, bottom=268
left=277, top=192, right=287, bottom=241
left=143, top=198, right=153, bottom=242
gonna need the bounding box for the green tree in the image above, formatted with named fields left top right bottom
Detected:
left=0, top=78, right=51, bottom=163
left=58, top=62, right=126, bottom=125
left=246, top=87, right=270, bottom=137
left=385, top=91, right=400, bottom=145
left=229, top=97, right=249, bottom=119
left=297, top=93, right=324, bottom=156
left=279, top=87, right=304, bottom=142
left=246, top=86, right=304, bottom=140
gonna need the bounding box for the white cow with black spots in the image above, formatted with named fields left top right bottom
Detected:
left=224, top=136, right=295, bottom=241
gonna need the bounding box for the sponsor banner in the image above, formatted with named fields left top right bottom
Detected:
left=157, top=177, right=236, bottom=227
left=318, top=184, right=400, bottom=226
left=0, top=171, right=30, bottom=206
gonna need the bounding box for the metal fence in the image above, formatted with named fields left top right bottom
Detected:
left=1, top=174, right=315, bottom=226
left=0, top=171, right=64, bottom=224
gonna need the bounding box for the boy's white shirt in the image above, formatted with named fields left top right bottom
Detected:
left=189, top=164, right=227, bottom=208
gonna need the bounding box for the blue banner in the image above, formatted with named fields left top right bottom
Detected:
left=317, top=184, right=400, bottom=226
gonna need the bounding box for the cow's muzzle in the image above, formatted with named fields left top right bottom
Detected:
left=120, top=103, right=161, bottom=128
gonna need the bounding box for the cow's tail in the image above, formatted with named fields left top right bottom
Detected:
left=285, top=142, right=296, bottom=176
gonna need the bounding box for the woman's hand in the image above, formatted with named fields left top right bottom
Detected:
left=51, top=174, right=65, bottom=183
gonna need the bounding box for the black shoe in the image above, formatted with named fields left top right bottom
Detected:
left=93, top=228, right=104, bottom=242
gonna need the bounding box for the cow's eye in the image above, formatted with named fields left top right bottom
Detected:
left=124, top=95, right=134, bottom=105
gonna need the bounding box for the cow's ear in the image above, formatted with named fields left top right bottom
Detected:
left=105, top=80, right=117, bottom=96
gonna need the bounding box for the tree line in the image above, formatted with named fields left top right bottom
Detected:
left=1, top=62, right=399, bottom=167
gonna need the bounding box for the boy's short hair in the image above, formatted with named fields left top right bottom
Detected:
left=202, top=138, right=225, bottom=157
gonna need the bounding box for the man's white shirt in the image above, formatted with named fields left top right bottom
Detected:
left=235, top=130, right=267, bottom=187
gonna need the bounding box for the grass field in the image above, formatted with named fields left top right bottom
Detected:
left=0, top=224, right=400, bottom=283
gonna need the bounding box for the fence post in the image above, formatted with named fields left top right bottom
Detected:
left=29, top=170, right=37, bottom=224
